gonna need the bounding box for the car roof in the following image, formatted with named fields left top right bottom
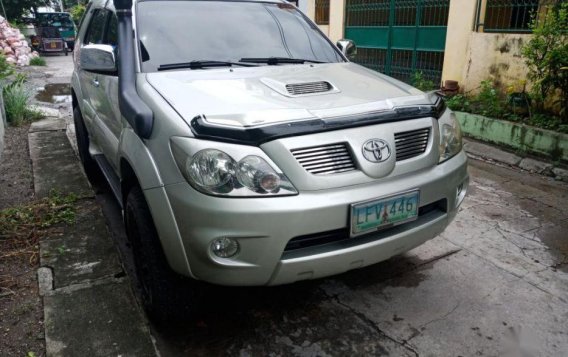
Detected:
left=100, top=0, right=287, bottom=5
left=98, top=0, right=288, bottom=11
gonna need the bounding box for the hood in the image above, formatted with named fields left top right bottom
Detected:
left=146, top=63, right=435, bottom=128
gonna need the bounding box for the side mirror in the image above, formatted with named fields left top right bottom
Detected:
left=336, top=39, right=357, bottom=60
left=80, top=44, right=117, bottom=73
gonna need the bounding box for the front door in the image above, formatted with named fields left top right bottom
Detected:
left=81, top=8, right=122, bottom=170
left=344, top=0, right=450, bottom=85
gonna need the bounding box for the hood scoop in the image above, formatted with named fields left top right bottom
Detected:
left=261, top=77, right=339, bottom=97
left=286, top=81, right=333, bottom=96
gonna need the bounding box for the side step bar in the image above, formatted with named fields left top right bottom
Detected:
left=93, top=154, right=123, bottom=208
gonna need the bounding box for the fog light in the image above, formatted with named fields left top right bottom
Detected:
left=211, top=237, right=239, bottom=258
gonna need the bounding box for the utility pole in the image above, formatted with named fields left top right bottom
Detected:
left=0, top=0, right=7, bottom=21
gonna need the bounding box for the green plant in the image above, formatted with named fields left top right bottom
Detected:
left=445, top=94, right=470, bottom=112
left=70, top=4, right=87, bottom=25
left=522, top=2, right=568, bottom=121
left=474, top=80, right=504, bottom=118
left=0, top=54, right=14, bottom=81
left=3, top=76, right=44, bottom=126
left=29, top=56, right=46, bottom=67
left=411, top=71, right=437, bottom=92
left=526, top=113, right=560, bottom=131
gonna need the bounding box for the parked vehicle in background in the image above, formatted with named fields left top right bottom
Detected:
left=72, top=0, right=469, bottom=323
left=36, top=12, right=77, bottom=50
left=30, top=27, right=68, bottom=56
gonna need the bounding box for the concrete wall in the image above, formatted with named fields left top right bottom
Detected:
left=457, top=112, right=568, bottom=163
left=441, top=0, right=479, bottom=86
left=305, top=0, right=345, bottom=43
left=442, top=0, right=531, bottom=94
left=461, top=32, right=531, bottom=94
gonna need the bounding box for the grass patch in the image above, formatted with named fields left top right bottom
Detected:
left=3, top=80, right=44, bottom=126
left=445, top=80, right=565, bottom=133
left=0, top=191, right=78, bottom=266
left=29, top=57, right=47, bottom=67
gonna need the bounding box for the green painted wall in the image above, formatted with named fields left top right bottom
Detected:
left=456, top=112, right=568, bottom=163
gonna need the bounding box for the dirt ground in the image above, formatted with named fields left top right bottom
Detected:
left=0, top=124, right=45, bottom=357
left=0, top=125, right=35, bottom=209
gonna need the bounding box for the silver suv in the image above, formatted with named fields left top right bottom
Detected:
left=72, top=0, right=468, bottom=321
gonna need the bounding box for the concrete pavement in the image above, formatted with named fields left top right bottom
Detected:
left=30, top=117, right=156, bottom=356
left=33, top=55, right=568, bottom=357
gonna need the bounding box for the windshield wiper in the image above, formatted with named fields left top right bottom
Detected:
left=239, top=57, right=326, bottom=65
left=158, top=60, right=258, bottom=71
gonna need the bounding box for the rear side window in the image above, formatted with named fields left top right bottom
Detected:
left=84, top=9, right=107, bottom=44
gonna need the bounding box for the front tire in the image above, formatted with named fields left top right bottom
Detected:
left=125, top=186, right=197, bottom=324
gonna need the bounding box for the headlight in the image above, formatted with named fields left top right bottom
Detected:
left=438, top=110, right=463, bottom=163
left=171, top=138, right=298, bottom=197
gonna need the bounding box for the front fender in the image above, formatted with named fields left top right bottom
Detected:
left=119, top=128, right=162, bottom=190
left=119, top=129, right=193, bottom=277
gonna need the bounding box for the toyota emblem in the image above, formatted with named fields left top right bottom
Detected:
left=362, top=139, right=391, bottom=163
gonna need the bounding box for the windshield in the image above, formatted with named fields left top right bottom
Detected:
left=136, top=1, right=344, bottom=72
left=37, top=13, right=74, bottom=29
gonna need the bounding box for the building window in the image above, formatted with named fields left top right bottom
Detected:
left=315, top=0, right=330, bottom=25
left=480, top=0, right=559, bottom=33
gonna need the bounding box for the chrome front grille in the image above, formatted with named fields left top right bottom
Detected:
left=286, top=81, right=332, bottom=95
left=291, top=143, right=356, bottom=175
left=395, top=128, right=430, bottom=161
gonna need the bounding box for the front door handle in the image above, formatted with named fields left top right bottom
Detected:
left=92, top=78, right=100, bottom=87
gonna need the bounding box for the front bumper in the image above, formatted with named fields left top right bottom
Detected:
left=164, top=150, right=469, bottom=286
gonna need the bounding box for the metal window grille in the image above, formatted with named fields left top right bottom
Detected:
left=478, top=0, right=561, bottom=33
left=315, top=0, right=330, bottom=25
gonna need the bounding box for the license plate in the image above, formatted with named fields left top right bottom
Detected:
left=50, top=42, right=56, bottom=48
left=350, top=190, right=420, bottom=236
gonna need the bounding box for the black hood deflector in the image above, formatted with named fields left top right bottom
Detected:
left=190, top=97, right=446, bottom=146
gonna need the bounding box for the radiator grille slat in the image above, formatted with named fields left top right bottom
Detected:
left=394, top=128, right=430, bottom=161
left=291, top=143, right=356, bottom=175
left=286, top=81, right=333, bottom=95
left=291, top=127, right=431, bottom=175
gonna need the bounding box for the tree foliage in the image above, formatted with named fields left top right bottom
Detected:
left=69, top=4, right=86, bottom=25
left=0, top=0, right=54, bottom=22
left=522, top=3, right=568, bottom=121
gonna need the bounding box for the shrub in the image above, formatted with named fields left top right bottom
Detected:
left=3, top=75, right=44, bottom=126
left=411, top=71, right=437, bottom=92
left=70, top=4, right=87, bottom=25
left=522, top=2, right=568, bottom=121
left=445, top=94, right=471, bottom=112
left=0, top=53, right=14, bottom=80
left=474, top=80, right=504, bottom=118
left=29, top=56, right=46, bottom=67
